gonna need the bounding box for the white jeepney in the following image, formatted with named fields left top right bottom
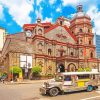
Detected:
left=40, top=71, right=100, bottom=96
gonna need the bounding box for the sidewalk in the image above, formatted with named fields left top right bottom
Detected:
left=4, top=79, right=48, bottom=85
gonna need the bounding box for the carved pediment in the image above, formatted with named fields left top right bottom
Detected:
left=45, top=26, right=76, bottom=44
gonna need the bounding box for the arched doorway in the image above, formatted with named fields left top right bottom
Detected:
left=58, top=63, right=65, bottom=72
left=67, top=63, right=77, bottom=72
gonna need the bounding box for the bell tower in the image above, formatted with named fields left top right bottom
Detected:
left=70, top=5, right=96, bottom=68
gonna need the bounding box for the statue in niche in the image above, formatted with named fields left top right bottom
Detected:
left=38, top=28, right=42, bottom=35
left=48, top=48, right=52, bottom=55
left=38, top=42, right=43, bottom=52
left=38, top=61, right=43, bottom=67
left=80, top=49, right=83, bottom=56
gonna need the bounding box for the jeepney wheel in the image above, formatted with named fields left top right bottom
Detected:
left=49, top=88, right=59, bottom=96
left=87, top=85, right=93, bottom=92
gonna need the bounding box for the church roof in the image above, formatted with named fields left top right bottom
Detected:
left=6, top=32, right=26, bottom=41
left=64, top=26, right=77, bottom=42
left=23, top=22, right=52, bottom=31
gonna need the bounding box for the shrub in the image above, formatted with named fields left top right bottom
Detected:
left=2, top=72, right=7, bottom=76
left=78, top=67, right=85, bottom=72
left=46, top=74, right=53, bottom=77
left=10, top=66, right=22, bottom=74
left=78, top=67, right=91, bottom=72
left=31, top=65, right=42, bottom=76
left=85, top=67, right=91, bottom=72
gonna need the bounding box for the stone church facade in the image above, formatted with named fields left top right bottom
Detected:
left=0, top=5, right=99, bottom=78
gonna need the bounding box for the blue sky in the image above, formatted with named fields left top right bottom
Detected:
left=0, top=0, right=100, bottom=35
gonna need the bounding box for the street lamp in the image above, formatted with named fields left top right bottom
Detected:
left=11, top=66, right=14, bottom=83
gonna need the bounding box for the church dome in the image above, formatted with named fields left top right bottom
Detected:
left=72, top=5, right=90, bottom=19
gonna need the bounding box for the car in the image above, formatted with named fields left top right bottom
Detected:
left=40, top=71, right=100, bottom=96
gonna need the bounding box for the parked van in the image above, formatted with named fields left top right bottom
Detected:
left=40, top=71, right=100, bottom=96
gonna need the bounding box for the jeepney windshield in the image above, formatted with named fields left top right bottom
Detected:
left=55, top=75, right=63, bottom=82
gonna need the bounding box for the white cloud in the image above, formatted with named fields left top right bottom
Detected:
left=56, top=7, right=61, bottom=12
left=36, top=0, right=43, bottom=6
left=35, top=10, right=42, bottom=20
left=42, top=17, right=52, bottom=23
left=49, top=0, right=56, bottom=5
left=68, top=13, right=76, bottom=19
left=62, top=0, right=79, bottom=6
left=61, top=0, right=88, bottom=6
left=87, top=6, right=100, bottom=35
left=35, top=6, right=43, bottom=21
left=26, top=0, right=34, bottom=5
left=0, top=0, right=34, bottom=27
left=0, top=4, right=5, bottom=20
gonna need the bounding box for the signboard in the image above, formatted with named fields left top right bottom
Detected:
left=20, top=62, right=26, bottom=68
left=20, top=55, right=32, bottom=68
left=27, top=56, right=32, bottom=68
left=20, top=55, right=26, bottom=61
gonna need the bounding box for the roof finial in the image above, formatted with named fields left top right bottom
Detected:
left=37, top=10, right=41, bottom=24
left=37, top=17, right=41, bottom=24
left=77, top=4, right=83, bottom=12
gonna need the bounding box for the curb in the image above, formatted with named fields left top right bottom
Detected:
left=5, top=80, right=47, bottom=85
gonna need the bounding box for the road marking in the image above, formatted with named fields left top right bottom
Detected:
left=96, top=90, right=100, bottom=94
left=39, top=98, right=50, bottom=100
left=81, top=95, right=100, bottom=100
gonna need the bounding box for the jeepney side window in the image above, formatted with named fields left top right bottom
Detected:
left=78, top=75, right=89, bottom=79
left=93, top=75, right=95, bottom=79
left=90, top=75, right=92, bottom=79
left=64, top=76, right=71, bottom=81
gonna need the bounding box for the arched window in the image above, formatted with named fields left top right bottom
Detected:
left=38, top=42, right=43, bottom=51
left=48, top=48, right=52, bottom=55
left=71, top=52, right=73, bottom=56
left=60, top=51, right=63, bottom=57
left=90, top=52, right=93, bottom=58
left=80, top=39, right=82, bottom=44
left=89, top=40, right=91, bottom=45
left=79, top=28, right=83, bottom=32
left=88, top=29, right=90, bottom=33
left=60, top=21, right=63, bottom=25
left=58, top=64, right=65, bottom=72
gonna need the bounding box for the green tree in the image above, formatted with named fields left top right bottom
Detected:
left=10, top=66, right=22, bottom=74
left=31, top=65, right=42, bottom=76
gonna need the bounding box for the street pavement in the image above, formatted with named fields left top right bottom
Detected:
left=0, top=80, right=100, bottom=100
